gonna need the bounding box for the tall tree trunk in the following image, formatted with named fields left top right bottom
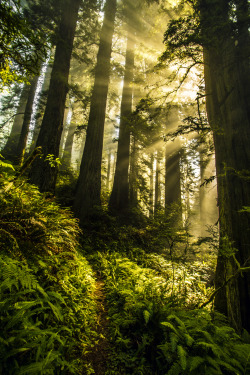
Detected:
left=109, top=31, right=135, bottom=212
left=59, top=99, right=71, bottom=158
left=29, top=0, right=81, bottom=192
left=1, top=84, right=29, bottom=162
left=73, top=0, right=117, bottom=221
left=16, top=74, right=40, bottom=165
left=165, top=149, right=182, bottom=208
left=62, top=111, right=77, bottom=169
left=106, top=150, right=111, bottom=191
left=149, top=153, right=154, bottom=218
left=29, top=61, right=53, bottom=153
left=154, top=150, right=162, bottom=215
left=201, top=0, right=250, bottom=332
left=129, top=135, right=138, bottom=208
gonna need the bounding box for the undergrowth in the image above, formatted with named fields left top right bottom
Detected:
left=89, top=251, right=250, bottom=375
left=1, top=166, right=250, bottom=375
left=0, top=170, right=97, bottom=374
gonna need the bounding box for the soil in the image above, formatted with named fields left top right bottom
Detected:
left=84, top=276, right=110, bottom=375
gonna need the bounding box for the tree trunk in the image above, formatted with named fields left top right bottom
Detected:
left=29, top=0, right=81, bottom=193
left=154, top=150, right=162, bottom=215
left=129, top=135, right=138, bottom=208
left=149, top=153, right=154, bottom=218
left=16, top=74, right=40, bottom=165
left=73, top=0, right=117, bottom=221
left=106, top=150, right=111, bottom=191
left=61, top=111, right=77, bottom=169
left=29, top=60, right=53, bottom=153
left=1, top=84, right=29, bottom=162
left=201, top=0, right=250, bottom=332
left=59, top=99, right=71, bottom=158
left=109, top=31, right=135, bottom=212
left=165, top=149, right=182, bottom=207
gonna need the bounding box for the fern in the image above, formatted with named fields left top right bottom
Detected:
left=177, top=345, right=187, bottom=370
left=189, top=356, right=205, bottom=372
left=167, top=361, right=182, bottom=375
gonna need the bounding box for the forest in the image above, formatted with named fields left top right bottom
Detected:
left=0, top=0, right=250, bottom=374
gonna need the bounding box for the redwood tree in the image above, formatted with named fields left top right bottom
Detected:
left=162, top=0, right=250, bottom=331
left=73, top=0, right=117, bottom=221
left=29, top=0, right=81, bottom=192
left=109, top=30, right=135, bottom=212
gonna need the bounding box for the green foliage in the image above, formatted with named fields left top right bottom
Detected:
left=158, top=310, right=250, bottom=374
left=0, top=0, right=48, bottom=87
left=0, top=171, right=97, bottom=374
left=0, top=253, right=97, bottom=374
left=0, top=154, right=15, bottom=171
left=88, top=250, right=250, bottom=375
left=0, top=171, right=79, bottom=257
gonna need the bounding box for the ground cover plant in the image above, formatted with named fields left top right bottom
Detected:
left=89, top=250, right=250, bottom=374
left=1, top=166, right=250, bottom=374
left=0, top=168, right=98, bottom=374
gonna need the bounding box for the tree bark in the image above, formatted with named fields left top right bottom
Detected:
left=109, top=31, right=135, bottom=212
left=73, top=0, right=117, bottom=221
left=61, top=110, right=77, bottom=168
left=16, top=74, right=40, bottom=165
left=165, top=149, right=182, bottom=207
left=106, top=150, right=111, bottom=191
left=1, top=84, right=29, bottom=162
left=29, top=0, right=81, bottom=193
left=149, top=153, right=154, bottom=218
left=201, top=0, right=250, bottom=332
left=154, top=150, right=162, bottom=215
left=129, top=135, right=138, bottom=208
left=29, top=61, right=53, bottom=153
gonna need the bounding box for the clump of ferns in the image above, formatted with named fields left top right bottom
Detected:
left=0, top=253, right=97, bottom=374
left=0, top=174, right=81, bottom=259
left=157, top=310, right=250, bottom=375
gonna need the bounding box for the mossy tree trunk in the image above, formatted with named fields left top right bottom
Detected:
left=73, top=0, right=117, bottom=222
left=29, top=0, right=81, bottom=193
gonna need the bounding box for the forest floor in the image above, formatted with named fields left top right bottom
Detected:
left=86, top=275, right=110, bottom=375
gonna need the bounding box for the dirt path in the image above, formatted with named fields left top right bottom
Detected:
left=86, top=277, right=110, bottom=375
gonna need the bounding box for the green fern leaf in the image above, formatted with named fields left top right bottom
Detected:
left=170, top=332, right=179, bottom=352
left=177, top=345, right=187, bottom=370
left=205, top=355, right=222, bottom=372
left=189, top=356, right=205, bottom=372
left=47, top=301, right=63, bottom=321
left=168, top=314, right=186, bottom=329
left=183, top=333, right=194, bottom=347
left=143, top=309, right=151, bottom=324
left=161, top=321, right=179, bottom=335
left=167, top=361, right=182, bottom=375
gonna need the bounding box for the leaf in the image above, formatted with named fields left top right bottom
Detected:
left=189, top=356, right=205, bottom=372
left=167, top=361, right=182, bottom=375
left=177, top=345, right=187, bottom=370
left=143, top=310, right=151, bottom=324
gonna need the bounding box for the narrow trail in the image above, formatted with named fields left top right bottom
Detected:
left=86, top=276, right=110, bottom=375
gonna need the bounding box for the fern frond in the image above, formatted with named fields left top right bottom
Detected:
left=170, top=332, right=179, bottom=352
left=177, top=345, right=187, bottom=370
left=167, top=361, right=182, bottom=375
left=189, top=356, right=205, bottom=372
